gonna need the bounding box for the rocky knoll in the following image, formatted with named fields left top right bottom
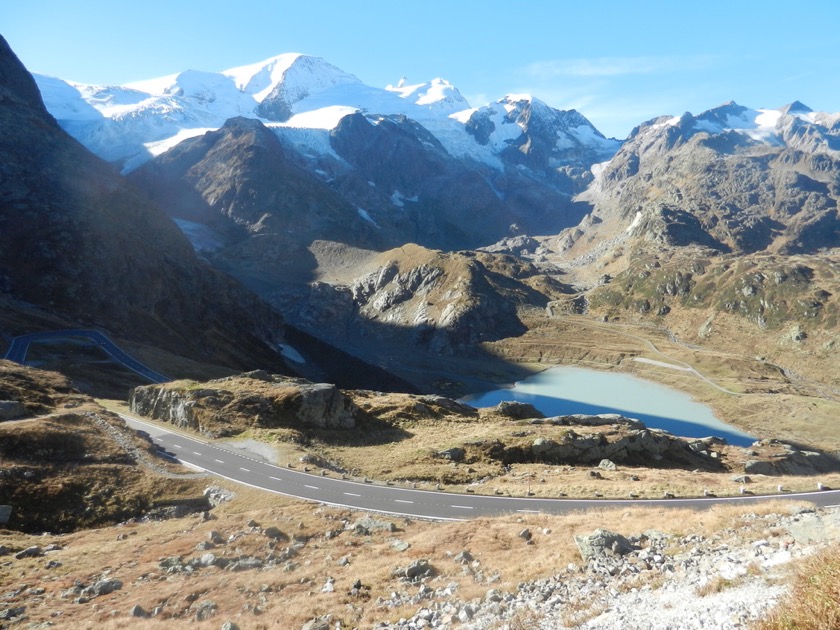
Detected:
left=271, top=243, right=569, bottom=359
left=130, top=371, right=356, bottom=438
left=0, top=361, right=206, bottom=533
left=436, top=415, right=726, bottom=471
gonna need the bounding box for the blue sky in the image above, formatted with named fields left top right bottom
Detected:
left=3, top=0, right=839, bottom=138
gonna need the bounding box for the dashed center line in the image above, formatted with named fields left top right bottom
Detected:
left=172, top=444, right=182, bottom=449
left=450, top=505, right=474, bottom=510
left=343, top=492, right=361, bottom=497
left=304, top=485, right=320, bottom=490
left=193, top=451, right=202, bottom=456
left=394, top=499, right=414, bottom=504
left=240, top=467, right=250, bottom=472
left=269, top=476, right=282, bottom=481
left=215, top=459, right=225, bottom=464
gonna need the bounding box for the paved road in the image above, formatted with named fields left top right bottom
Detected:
left=122, top=414, right=840, bottom=521
left=3, top=329, right=169, bottom=383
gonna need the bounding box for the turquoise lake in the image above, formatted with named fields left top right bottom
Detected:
left=462, top=366, right=755, bottom=446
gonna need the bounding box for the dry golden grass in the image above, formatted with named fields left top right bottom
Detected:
left=753, top=543, right=840, bottom=630
left=0, top=488, right=811, bottom=629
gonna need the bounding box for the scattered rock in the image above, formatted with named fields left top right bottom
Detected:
left=436, top=447, right=466, bottom=462
left=129, top=604, right=149, bottom=618
left=14, top=546, right=43, bottom=559
left=351, top=516, right=396, bottom=535
left=391, top=539, right=410, bottom=552
left=0, top=505, right=11, bottom=524
left=220, top=622, right=241, bottom=630
left=453, top=550, right=474, bottom=564
left=518, top=528, right=532, bottom=541
left=89, top=578, right=123, bottom=597
left=301, top=617, right=331, bottom=630
left=598, top=458, right=617, bottom=471
left=204, top=486, right=236, bottom=507
left=0, top=606, right=26, bottom=621
left=264, top=526, right=286, bottom=540
left=495, top=401, right=544, bottom=419
left=193, top=599, right=217, bottom=621
left=395, top=559, right=435, bottom=582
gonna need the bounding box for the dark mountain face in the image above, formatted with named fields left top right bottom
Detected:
left=0, top=35, right=287, bottom=370
left=130, top=109, right=590, bottom=271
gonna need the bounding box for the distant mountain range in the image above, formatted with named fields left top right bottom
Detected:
left=33, top=52, right=840, bottom=259
left=5, top=40, right=840, bottom=386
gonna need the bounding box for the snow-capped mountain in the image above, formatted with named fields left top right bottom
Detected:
left=33, top=53, right=618, bottom=178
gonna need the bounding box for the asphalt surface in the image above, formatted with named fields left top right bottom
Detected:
left=122, top=414, right=840, bottom=521
left=3, top=329, right=169, bottom=383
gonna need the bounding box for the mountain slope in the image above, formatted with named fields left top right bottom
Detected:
left=0, top=35, right=287, bottom=371
left=568, top=101, right=840, bottom=258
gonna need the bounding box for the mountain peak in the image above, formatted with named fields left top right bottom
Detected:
left=779, top=100, right=813, bottom=114
left=385, top=77, right=470, bottom=112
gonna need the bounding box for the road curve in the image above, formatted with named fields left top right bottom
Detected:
left=3, top=329, right=169, bottom=383
left=121, top=414, right=840, bottom=521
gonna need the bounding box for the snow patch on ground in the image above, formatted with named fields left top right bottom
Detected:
left=357, top=208, right=380, bottom=228
left=279, top=344, right=306, bottom=364
left=172, top=219, right=225, bottom=253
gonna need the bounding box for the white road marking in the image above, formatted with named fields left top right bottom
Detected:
left=173, top=444, right=182, bottom=449
left=451, top=505, right=474, bottom=510
left=825, top=504, right=840, bottom=508
left=240, top=467, right=250, bottom=472
left=304, top=485, right=320, bottom=490
left=215, top=459, right=225, bottom=464
left=269, top=476, right=282, bottom=481
left=394, top=499, right=414, bottom=504
left=193, top=451, right=202, bottom=456
left=344, top=492, right=361, bottom=497
left=516, top=509, right=541, bottom=514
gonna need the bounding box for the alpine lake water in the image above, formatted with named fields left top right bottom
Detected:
left=461, top=366, right=755, bottom=447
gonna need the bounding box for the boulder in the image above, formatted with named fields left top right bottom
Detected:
left=436, top=447, right=466, bottom=462
left=90, top=578, right=123, bottom=596
left=351, top=516, right=396, bottom=535
left=574, top=529, right=633, bottom=560
left=0, top=505, right=11, bottom=524
left=495, top=401, right=544, bottom=419
left=193, top=599, right=217, bottom=621
left=744, top=460, right=778, bottom=475
left=301, top=618, right=331, bottom=630
left=129, top=604, right=149, bottom=618
left=264, top=526, right=286, bottom=540
left=598, top=459, right=617, bottom=471
left=14, top=545, right=43, bottom=559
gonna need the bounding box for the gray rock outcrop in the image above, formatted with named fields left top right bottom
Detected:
left=0, top=400, right=25, bottom=421
left=574, top=529, right=634, bottom=560
left=129, top=374, right=355, bottom=437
